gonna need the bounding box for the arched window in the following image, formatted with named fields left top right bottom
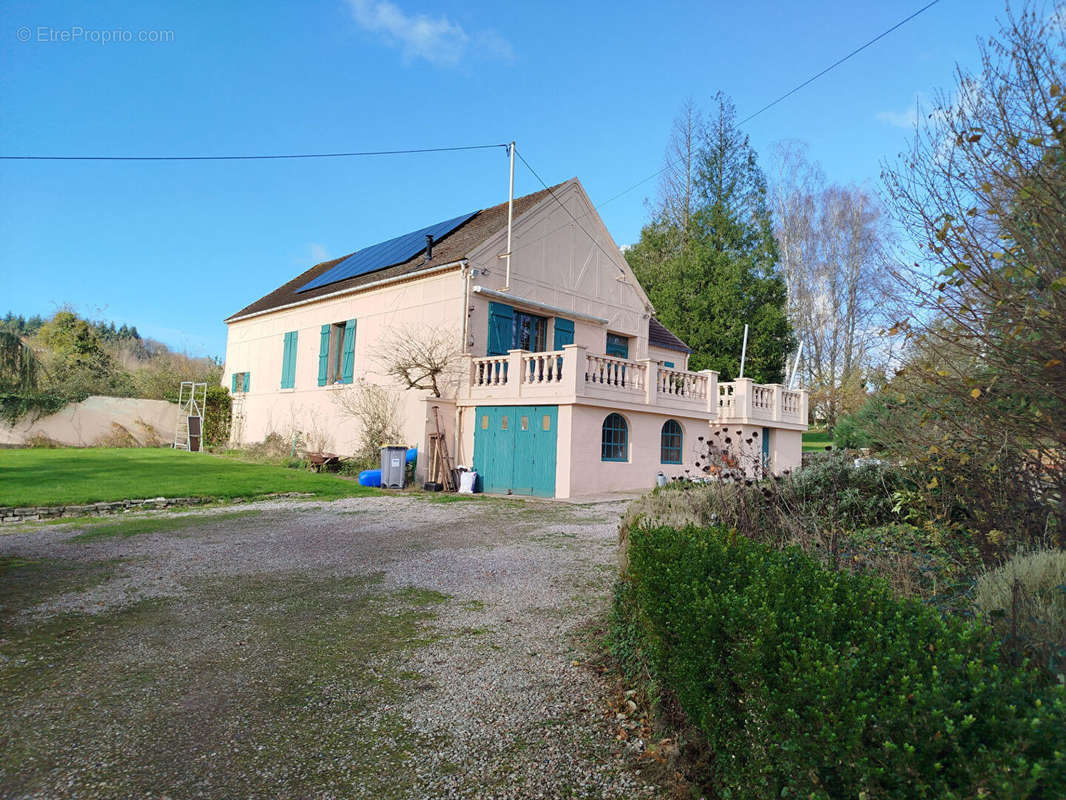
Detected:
left=601, top=413, right=628, bottom=462
left=661, top=420, right=682, bottom=464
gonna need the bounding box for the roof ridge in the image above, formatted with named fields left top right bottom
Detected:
left=225, top=179, right=572, bottom=321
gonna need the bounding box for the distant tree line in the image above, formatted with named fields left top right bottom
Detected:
left=0, top=309, right=222, bottom=425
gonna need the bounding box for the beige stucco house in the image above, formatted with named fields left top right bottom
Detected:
left=223, top=178, right=807, bottom=498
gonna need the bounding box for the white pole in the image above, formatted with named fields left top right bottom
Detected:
left=738, top=323, right=749, bottom=379
left=503, top=141, right=515, bottom=290
left=788, top=342, right=803, bottom=390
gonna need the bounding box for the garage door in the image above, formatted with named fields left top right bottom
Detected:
left=472, top=405, right=558, bottom=497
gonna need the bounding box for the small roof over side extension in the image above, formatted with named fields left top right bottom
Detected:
left=649, top=317, right=692, bottom=354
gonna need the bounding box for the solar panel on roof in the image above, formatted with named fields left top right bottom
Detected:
left=297, top=209, right=479, bottom=293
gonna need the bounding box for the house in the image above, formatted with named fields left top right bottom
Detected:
left=222, top=178, right=807, bottom=498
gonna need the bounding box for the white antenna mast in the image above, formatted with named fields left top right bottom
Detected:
left=788, top=342, right=803, bottom=390
left=738, top=323, right=749, bottom=379
left=501, top=141, right=515, bottom=290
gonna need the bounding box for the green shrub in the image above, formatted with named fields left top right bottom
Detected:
left=340, top=455, right=377, bottom=476
left=620, top=452, right=907, bottom=557
left=203, top=384, right=231, bottom=448
left=832, top=412, right=870, bottom=449
left=790, top=451, right=904, bottom=527
left=617, top=525, right=1066, bottom=799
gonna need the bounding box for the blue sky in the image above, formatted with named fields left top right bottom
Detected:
left=1, top=0, right=1008, bottom=357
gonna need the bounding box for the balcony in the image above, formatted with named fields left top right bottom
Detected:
left=459, top=345, right=807, bottom=428
left=717, top=379, right=807, bottom=429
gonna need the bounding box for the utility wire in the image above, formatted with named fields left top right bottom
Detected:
left=0, top=143, right=509, bottom=161
left=579, top=0, right=944, bottom=216
left=512, top=1, right=942, bottom=286
left=737, top=0, right=940, bottom=126
left=513, top=147, right=630, bottom=278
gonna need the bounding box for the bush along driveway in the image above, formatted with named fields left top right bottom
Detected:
left=0, top=495, right=660, bottom=800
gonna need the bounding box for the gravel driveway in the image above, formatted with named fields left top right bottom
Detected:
left=0, top=494, right=662, bottom=799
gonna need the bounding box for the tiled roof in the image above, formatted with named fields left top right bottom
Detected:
left=226, top=182, right=565, bottom=321
left=648, top=316, right=692, bottom=353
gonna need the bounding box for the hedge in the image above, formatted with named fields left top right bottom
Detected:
left=615, top=525, right=1066, bottom=799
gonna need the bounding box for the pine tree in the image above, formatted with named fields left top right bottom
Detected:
left=627, top=93, right=794, bottom=382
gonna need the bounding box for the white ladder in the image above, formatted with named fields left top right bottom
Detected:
left=174, top=381, right=207, bottom=451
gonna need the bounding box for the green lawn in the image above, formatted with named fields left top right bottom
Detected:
left=0, top=448, right=379, bottom=507
left=802, top=429, right=833, bottom=452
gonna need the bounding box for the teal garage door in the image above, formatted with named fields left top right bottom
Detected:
left=472, top=405, right=558, bottom=497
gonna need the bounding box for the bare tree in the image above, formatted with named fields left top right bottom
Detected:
left=332, top=379, right=403, bottom=463
left=378, top=325, right=463, bottom=398
left=770, top=140, right=824, bottom=306
left=771, top=146, right=896, bottom=425
left=655, top=98, right=704, bottom=243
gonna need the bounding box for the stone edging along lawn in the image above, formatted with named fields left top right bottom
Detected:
left=0, top=492, right=315, bottom=524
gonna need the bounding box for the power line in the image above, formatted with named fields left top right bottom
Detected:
left=513, top=147, right=630, bottom=278
left=0, top=143, right=509, bottom=161
left=737, top=0, right=941, bottom=126
left=511, top=2, right=942, bottom=285
left=583, top=0, right=943, bottom=215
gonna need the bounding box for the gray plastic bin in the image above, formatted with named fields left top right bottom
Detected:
left=380, top=445, right=407, bottom=489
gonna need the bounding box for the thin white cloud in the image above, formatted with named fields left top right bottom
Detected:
left=308, top=243, right=329, bottom=264
left=345, top=0, right=513, bottom=66
left=876, top=93, right=927, bottom=129
left=877, top=107, right=919, bottom=129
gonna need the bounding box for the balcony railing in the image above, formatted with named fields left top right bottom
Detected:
left=463, top=347, right=808, bottom=425
left=717, top=380, right=807, bottom=426
left=464, top=345, right=715, bottom=414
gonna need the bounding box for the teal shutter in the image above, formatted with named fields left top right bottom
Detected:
left=318, top=324, right=331, bottom=386
left=243, top=372, right=250, bottom=392
left=281, top=331, right=298, bottom=389
left=340, top=319, right=356, bottom=384
left=487, top=302, right=514, bottom=356
left=552, top=318, right=574, bottom=350
left=231, top=373, right=238, bottom=393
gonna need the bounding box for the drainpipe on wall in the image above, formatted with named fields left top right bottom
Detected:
left=456, top=259, right=471, bottom=471
left=460, top=259, right=472, bottom=354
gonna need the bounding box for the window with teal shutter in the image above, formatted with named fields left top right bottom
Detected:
left=318, top=324, right=331, bottom=386
left=242, top=372, right=250, bottom=392
left=487, top=302, right=514, bottom=356
left=552, top=318, right=574, bottom=350
left=281, top=331, right=298, bottom=389
left=318, top=320, right=356, bottom=385
left=340, top=319, right=356, bottom=384
left=231, top=373, right=238, bottom=393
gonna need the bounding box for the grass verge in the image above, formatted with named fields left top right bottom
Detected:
left=801, top=428, right=832, bottom=451
left=0, top=448, right=381, bottom=507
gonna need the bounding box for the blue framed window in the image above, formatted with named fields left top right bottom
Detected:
left=606, top=333, right=629, bottom=359
left=512, top=310, right=547, bottom=352
left=661, top=420, right=682, bottom=464
left=601, top=413, right=628, bottom=461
